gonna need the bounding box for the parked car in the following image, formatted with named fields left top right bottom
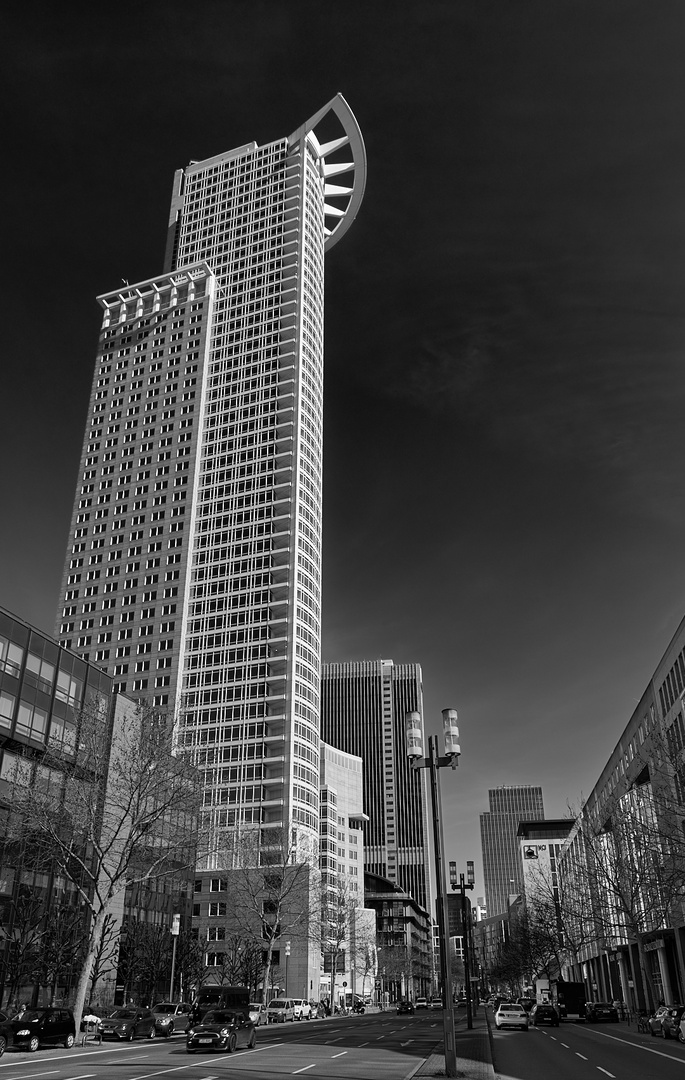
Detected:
left=658, top=1005, right=685, bottom=1039
left=248, top=1003, right=267, bottom=1026
left=415, top=997, right=428, bottom=1009
left=430, top=998, right=443, bottom=1009
left=5, top=1007, right=76, bottom=1052
left=585, top=1001, right=619, bottom=1023
left=397, top=999, right=415, bottom=1014
left=98, top=1007, right=156, bottom=1040
left=495, top=1003, right=529, bottom=1030
left=292, top=999, right=311, bottom=1020
left=186, top=1009, right=255, bottom=1053
left=530, top=1004, right=560, bottom=1027
left=647, top=1005, right=671, bottom=1036
left=266, top=998, right=296, bottom=1023
left=152, top=1002, right=192, bottom=1036
left=310, top=1000, right=327, bottom=1018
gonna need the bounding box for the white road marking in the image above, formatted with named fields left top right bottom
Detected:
left=400, top=1040, right=414, bottom=1046
left=561, top=1042, right=569, bottom=1048
left=293, top=1066, right=316, bottom=1074
left=331, top=1051, right=347, bottom=1058
left=358, top=1041, right=368, bottom=1046
left=376, top=1034, right=385, bottom=1040
left=576, top=1053, right=588, bottom=1060
left=589, top=1027, right=685, bottom=1063
left=597, top=1070, right=615, bottom=1078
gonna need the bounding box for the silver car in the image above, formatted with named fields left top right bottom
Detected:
left=151, top=1002, right=192, bottom=1037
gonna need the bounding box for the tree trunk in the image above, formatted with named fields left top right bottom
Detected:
left=71, top=903, right=112, bottom=1034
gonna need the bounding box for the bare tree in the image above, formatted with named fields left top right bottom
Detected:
left=33, top=904, right=85, bottom=1004
left=88, top=913, right=119, bottom=1007
left=6, top=696, right=202, bottom=1031
left=176, top=928, right=205, bottom=1002
left=215, top=824, right=318, bottom=1003
left=0, top=889, right=46, bottom=1008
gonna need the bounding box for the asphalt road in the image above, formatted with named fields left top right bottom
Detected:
left=0, top=1009, right=443, bottom=1080
left=492, top=1017, right=685, bottom=1080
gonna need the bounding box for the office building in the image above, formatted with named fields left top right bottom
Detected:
left=479, top=785, right=545, bottom=918
left=320, top=660, right=432, bottom=912
left=54, top=96, right=366, bottom=866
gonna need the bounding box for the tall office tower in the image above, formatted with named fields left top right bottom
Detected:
left=320, top=660, right=432, bottom=912
left=55, top=96, right=366, bottom=864
left=479, top=785, right=545, bottom=918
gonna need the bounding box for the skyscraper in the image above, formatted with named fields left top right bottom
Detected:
left=55, top=96, right=366, bottom=863
left=479, top=785, right=545, bottom=917
left=320, top=660, right=432, bottom=912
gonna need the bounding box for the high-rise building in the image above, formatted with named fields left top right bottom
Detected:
left=479, top=785, right=545, bottom=918
left=320, top=660, right=432, bottom=912
left=54, top=95, right=366, bottom=865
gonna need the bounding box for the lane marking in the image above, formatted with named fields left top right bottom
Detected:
left=587, top=1027, right=685, bottom=1063
left=576, top=1053, right=588, bottom=1060
left=375, top=1034, right=385, bottom=1040
left=550, top=1036, right=557, bottom=1041
left=331, top=1051, right=347, bottom=1058
left=358, top=1041, right=368, bottom=1046
left=561, top=1042, right=569, bottom=1048
left=293, top=1066, right=316, bottom=1075
left=401, top=1040, right=414, bottom=1046
left=597, top=1070, right=615, bottom=1078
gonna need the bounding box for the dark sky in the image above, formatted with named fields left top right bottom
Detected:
left=3, top=1, right=685, bottom=890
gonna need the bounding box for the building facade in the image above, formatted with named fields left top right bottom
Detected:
left=479, top=785, right=545, bottom=918
left=320, top=660, right=433, bottom=912
left=54, top=97, right=366, bottom=871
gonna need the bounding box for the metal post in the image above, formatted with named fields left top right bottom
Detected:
left=169, top=913, right=180, bottom=1002
left=427, top=737, right=457, bottom=1078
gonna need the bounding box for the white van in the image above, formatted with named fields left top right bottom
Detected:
left=266, top=998, right=296, bottom=1023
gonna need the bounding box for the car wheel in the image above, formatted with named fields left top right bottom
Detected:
left=28, top=1036, right=40, bottom=1053
left=0, top=1036, right=6, bottom=1057
left=248, top=1030, right=256, bottom=1048
left=65, top=1034, right=75, bottom=1048
left=227, top=1032, right=237, bottom=1053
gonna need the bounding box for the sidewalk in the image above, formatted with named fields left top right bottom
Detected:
left=411, top=1009, right=495, bottom=1080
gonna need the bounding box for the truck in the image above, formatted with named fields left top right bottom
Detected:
left=555, top=979, right=586, bottom=1022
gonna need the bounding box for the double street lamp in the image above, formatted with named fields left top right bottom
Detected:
left=406, top=708, right=460, bottom=1079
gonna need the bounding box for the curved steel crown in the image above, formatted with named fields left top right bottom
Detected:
left=289, top=93, right=367, bottom=252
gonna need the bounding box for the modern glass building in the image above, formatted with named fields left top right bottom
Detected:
left=54, top=96, right=366, bottom=867
left=320, top=660, right=432, bottom=913
left=479, top=785, right=545, bottom=918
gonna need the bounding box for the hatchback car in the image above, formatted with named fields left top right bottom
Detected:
left=415, top=997, right=428, bottom=1009
left=495, top=1003, right=529, bottom=1030
left=7, top=1008, right=76, bottom=1052
left=186, top=1009, right=255, bottom=1053
left=152, top=1001, right=192, bottom=1036
left=430, top=997, right=443, bottom=1009
left=585, top=1001, right=619, bottom=1023
left=248, top=1002, right=267, bottom=1026
left=98, top=1007, right=156, bottom=1040
left=292, top=998, right=311, bottom=1020
left=266, top=998, right=295, bottom=1023
left=530, top=1004, right=560, bottom=1027
left=397, top=999, right=415, bottom=1014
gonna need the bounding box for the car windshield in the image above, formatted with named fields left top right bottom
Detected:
left=594, top=1002, right=611, bottom=1008
left=109, top=1009, right=136, bottom=1019
left=203, top=1010, right=235, bottom=1024
left=269, top=1002, right=286, bottom=1009
left=154, top=1005, right=176, bottom=1015
left=501, top=1005, right=523, bottom=1012
left=22, top=1010, right=47, bottom=1022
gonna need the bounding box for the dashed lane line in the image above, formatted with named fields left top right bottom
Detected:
left=597, top=1070, right=615, bottom=1078
left=331, top=1051, right=347, bottom=1058
left=293, top=1066, right=316, bottom=1075
left=576, top=1053, right=588, bottom=1060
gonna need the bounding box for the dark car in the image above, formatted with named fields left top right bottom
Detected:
left=7, top=1008, right=76, bottom=1052
left=518, top=997, right=536, bottom=1014
left=98, top=1007, right=156, bottom=1040
left=186, top=1009, right=255, bottom=1053
left=396, top=1000, right=415, bottom=1014
left=658, top=1005, right=685, bottom=1039
left=585, top=1001, right=619, bottom=1023
left=530, top=1004, right=560, bottom=1027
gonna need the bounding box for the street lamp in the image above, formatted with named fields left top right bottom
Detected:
left=406, top=708, right=460, bottom=1079
left=449, top=861, right=475, bottom=1029
left=285, top=940, right=291, bottom=997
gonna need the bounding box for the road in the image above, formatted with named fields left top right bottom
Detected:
left=493, top=1017, right=685, bottom=1080
left=0, top=1009, right=443, bottom=1080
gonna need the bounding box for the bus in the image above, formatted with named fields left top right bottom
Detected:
left=191, top=985, right=250, bottom=1022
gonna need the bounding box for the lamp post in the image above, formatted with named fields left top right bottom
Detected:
left=406, top=708, right=460, bottom=1079
left=285, top=941, right=291, bottom=997
left=169, top=913, right=180, bottom=1002
left=449, top=862, right=475, bottom=1029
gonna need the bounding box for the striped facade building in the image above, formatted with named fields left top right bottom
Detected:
left=320, top=660, right=432, bottom=913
